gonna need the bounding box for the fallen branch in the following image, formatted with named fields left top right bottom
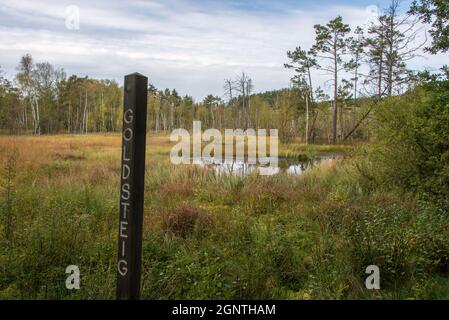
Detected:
left=343, top=98, right=381, bottom=142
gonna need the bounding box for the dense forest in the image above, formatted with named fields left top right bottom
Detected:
left=1, top=0, right=445, bottom=144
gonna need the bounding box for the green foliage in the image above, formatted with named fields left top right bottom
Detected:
left=414, top=199, right=449, bottom=276
left=362, top=74, right=449, bottom=197
left=1, top=139, right=449, bottom=299
left=410, top=0, right=449, bottom=54
left=347, top=204, right=415, bottom=288
left=0, top=148, right=17, bottom=246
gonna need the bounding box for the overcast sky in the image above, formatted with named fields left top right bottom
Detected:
left=0, top=0, right=446, bottom=100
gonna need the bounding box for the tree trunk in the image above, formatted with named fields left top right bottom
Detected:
left=332, top=47, right=338, bottom=144
left=305, top=94, right=309, bottom=145
left=35, top=100, right=40, bottom=135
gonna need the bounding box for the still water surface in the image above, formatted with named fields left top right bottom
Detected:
left=192, top=155, right=340, bottom=176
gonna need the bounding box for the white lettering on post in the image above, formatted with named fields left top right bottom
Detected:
left=118, top=108, right=134, bottom=277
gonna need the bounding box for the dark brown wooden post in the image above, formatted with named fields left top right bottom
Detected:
left=117, top=73, right=148, bottom=300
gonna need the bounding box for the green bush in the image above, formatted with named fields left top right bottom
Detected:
left=414, top=199, right=449, bottom=276
left=364, top=73, right=449, bottom=197
left=346, top=205, right=415, bottom=288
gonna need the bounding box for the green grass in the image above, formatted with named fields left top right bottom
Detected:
left=0, top=135, right=447, bottom=300
left=278, top=143, right=354, bottom=160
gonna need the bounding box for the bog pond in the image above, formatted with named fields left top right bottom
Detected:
left=192, top=154, right=341, bottom=176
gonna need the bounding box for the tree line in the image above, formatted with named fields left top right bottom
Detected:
left=0, top=0, right=446, bottom=143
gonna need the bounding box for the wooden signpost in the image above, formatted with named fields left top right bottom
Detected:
left=117, top=73, right=148, bottom=300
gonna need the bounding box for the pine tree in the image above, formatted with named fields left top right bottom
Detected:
left=312, top=16, right=351, bottom=143
left=409, top=0, right=449, bottom=54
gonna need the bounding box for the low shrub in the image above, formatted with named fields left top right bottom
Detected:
left=162, top=203, right=212, bottom=238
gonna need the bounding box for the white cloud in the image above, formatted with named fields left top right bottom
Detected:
left=0, top=0, right=446, bottom=100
